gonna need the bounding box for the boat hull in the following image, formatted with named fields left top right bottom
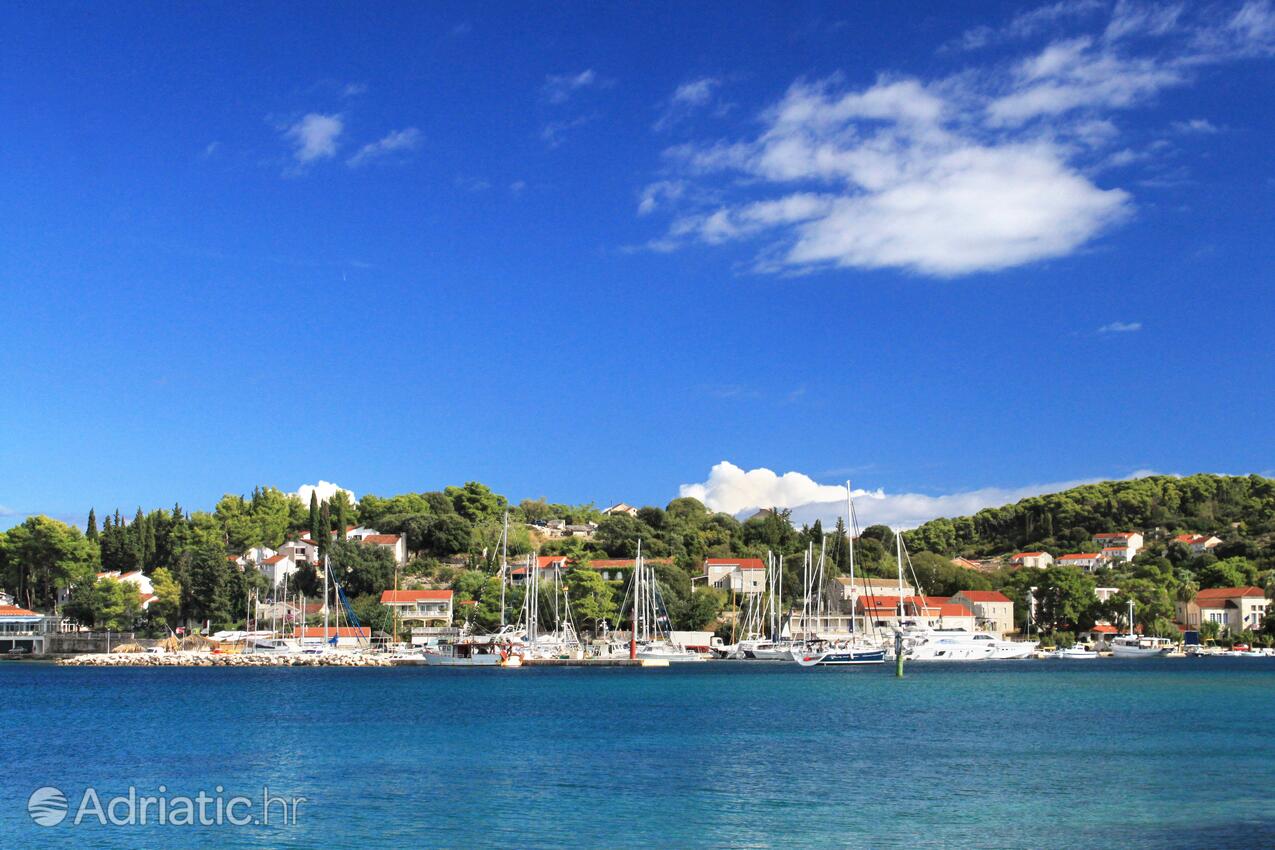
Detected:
left=795, top=649, right=886, bottom=667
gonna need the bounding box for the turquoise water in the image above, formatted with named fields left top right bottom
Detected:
left=2, top=659, right=1273, bottom=848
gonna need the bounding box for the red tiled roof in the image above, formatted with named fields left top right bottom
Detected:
left=1059, top=553, right=1099, bottom=560
left=1011, top=552, right=1046, bottom=559
left=0, top=605, right=39, bottom=617
left=380, top=589, right=453, bottom=604
left=1091, top=624, right=1118, bottom=634
left=1195, top=587, right=1266, bottom=602
left=586, top=558, right=672, bottom=568
left=1094, top=532, right=1136, bottom=539
left=958, top=590, right=1011, bottom=603
left=362, top=534, right=400, bottom=545
left=704, top=558, right=767, bottom=572
left=262, top=554, right=288, bottom=565
left=297, top=627, right=369, bottom=639
left=536, top=556, right=570, bottom=569
left=226, top=555, right=240, bottom=562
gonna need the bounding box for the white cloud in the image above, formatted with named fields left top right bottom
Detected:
left=678, top=461, right=846, bottom=516
left=1172, top=117, right=1219, bottom=133
left=540, top=115, right=592, bottom=148
left=1098, top=320, right=1142, bottom=333
left=949, top=0, right=1106, bottom=51
left=346, top=127, right=421, bottom=167
left=292, top=481, right=357, bottom=506
left=656, top=76, right=1129, bottom=276
left=655, top=77, right=722, bottom=131
left=543, top=69, right=607, bottom=104
left=640, top=3, right=1275, bottom=277
left=679, top=461, right=1157, bottom=530
left=285, top=113, right=344, bottom=165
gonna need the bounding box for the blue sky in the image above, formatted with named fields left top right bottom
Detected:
left=2, top=0, right=1273, bottom=530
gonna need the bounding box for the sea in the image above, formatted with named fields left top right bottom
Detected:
left=2, top=658, right=1272, bottom=849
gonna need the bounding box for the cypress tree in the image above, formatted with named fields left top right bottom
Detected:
left=319, top=502, right=331, bottom=556
left=309, top=492, right=321, bottom=542
left=86, top=508, right=98, bottom=540
left=335, top=498, right=348, bottom=541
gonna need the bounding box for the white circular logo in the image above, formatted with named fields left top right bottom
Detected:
left=28, top=786, right=68, bottom=827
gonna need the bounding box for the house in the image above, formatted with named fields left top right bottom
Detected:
left=380, top=589, right=454, bottom=642
left=949, top=590, right=1015, bottom=636
left=278, top=537, right=319, bottom=565
left=1172, top=533, right=1223, bottom=553
left=1176, top=587, right=1269, bottom=635
left=951, top=557, right=992, bottom=572
left=1057, top=553, right=1103, bottom=572
left=0, top=605, right=60, bottom=655
left=1093, top=532, right=1144, bottom=560
left=509, top=555, right=570, bottom=585
left=833, top=576, right=915, bottom=605
left=1010, top=552, right=1054, bottom=569
left=583, top=558, right=672, bottom=581
left=703, top=558, right=768, bottom=594
left=258, top=554, right=299, bottom=587
left=358, top=533, right=408, bottom=566
left=601, top=503, right=639, bottom=518
left=856, top=595, right=976, bottom=632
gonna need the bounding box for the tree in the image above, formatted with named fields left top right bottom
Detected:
left=1033, top=566, right=1096, bottom=633
left=64, top=577, right=141, bottom=631
left=909, top=551, right=993, bottom=597
left=184, top=536, right=234, bottom=628
left=418, top=515, right=473, bottom=558
left=332, top=491, right=352, bottom=541
left=1199, top=620, right=1221, bottom=642
left=328, top=540, right=395, bottom=599
left=0, top=515, right=98, bottom=610
left=679, top=586, right=726, bottom=630
left=309, top=492, right=321, bottom=544
left=565, top=567, right=618, bottom=632
left=1198, top=557, right=1258, bottom=589
left=445, top=482, right=507, bottom=525
left=86, top=508, right=98, bottom=541
left=148, top=567, right=182, bottom=629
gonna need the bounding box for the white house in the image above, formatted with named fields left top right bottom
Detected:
left=1057, top=553, right=1103, bottom=572
left=1092, top=532, right=1143, bottom=560
left=380, top=589, right=454, bottom=643
left=258, top=554, right=299, bottom=587
left=359, top=533, right=407, bottom=566
left=949, top=590, right=1015, bottom=636
left=1173, top=533, right=1223, bottom=553
left=857, top=595, right=976, bottom=633
left=703, top=558, right=768, bottom=594
left=278, top=537, right=319, bottom=565
left=833, top=576, right=915, bottom=605
left=509, top=555, right=569, bottom=585
left=1010, top=552, right=1054, bottom=569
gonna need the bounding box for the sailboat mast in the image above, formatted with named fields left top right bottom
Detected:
left=847, top=481, right=856, bottom=635
left=896, top=528, right=904, bottom=621
left=500, top=511, right=509, bottom=627
left=323, top=552, right=330, bottom=645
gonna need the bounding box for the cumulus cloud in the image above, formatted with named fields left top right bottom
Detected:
left=285, top=113, right=343, bottom=165
left=640, top=2, right=1275, bottom=277
left=292, top=481, right=357, bottom=505
left=347, top=127, right=421, bottom=166
left=679, top=461, right=1155, bottom=530
left=1098, top=320, right=1143, bottom=333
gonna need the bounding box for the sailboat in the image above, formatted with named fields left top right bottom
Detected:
left=624, top=540, right=703, bottom=662
left=794, top=483, right=886, bottom=666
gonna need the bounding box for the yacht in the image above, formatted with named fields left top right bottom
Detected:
left=896, top=626, right=997, bottom=661
left=793, top=638, right=886, bottom=666
left=1050, top=645, right=1098, bottom=659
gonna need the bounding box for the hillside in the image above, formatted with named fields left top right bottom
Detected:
left=902, top=473, right=1275, bottom=562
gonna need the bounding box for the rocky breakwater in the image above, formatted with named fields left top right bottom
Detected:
left=58, top=652, right=393, bottom=668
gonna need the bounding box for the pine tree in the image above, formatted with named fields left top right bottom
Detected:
left=86, top=508, right=98, bottom=540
